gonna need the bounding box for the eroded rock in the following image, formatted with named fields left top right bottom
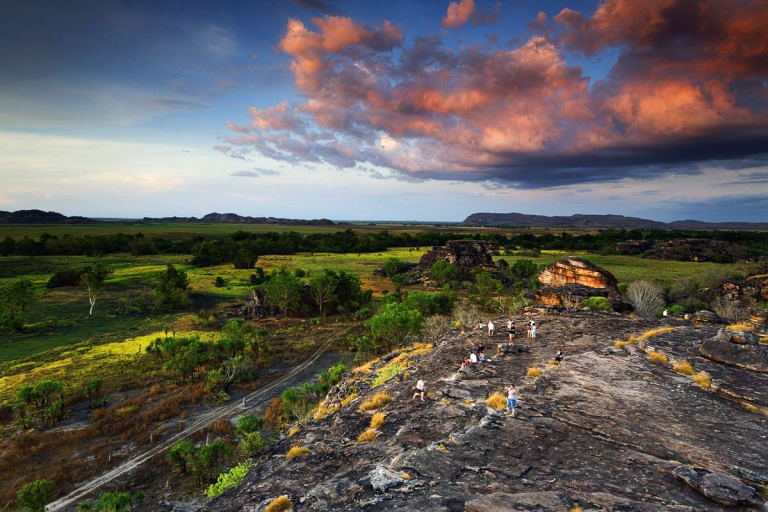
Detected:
left=418, top=240, right=497, bottom=272
left=672, top=465, right=766, bottom=507
left=699, top=327, right=768, bottom=373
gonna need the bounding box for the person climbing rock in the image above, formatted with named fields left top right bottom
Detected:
left=413, top=378, right=426, bottom=401
left=555, top=348, right=565, bottom=362
left=506, top=384, right=517, bottom=417
left=488, top=320, right=495, bottom=337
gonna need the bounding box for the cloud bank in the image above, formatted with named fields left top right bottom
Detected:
left=219, top=0, right=768, bottom=189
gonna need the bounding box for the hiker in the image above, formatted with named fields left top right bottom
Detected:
left=507, top=319, right=515, bottom=342
left=555, top=348, right=565, bottom=362
left=488, top=321, right=495, bottom=337
left=459, top=357, right=469, bottom=370
left=506, top=384, right=517, bottom=417
left=478, top=351, right=485, bottom=363
left=412, top=378, right=426, bottom=401
left=477, top=342, right=485, bottom=354
left=663, top=308, right=668, bottom=317
left=531, top=322, right=537, bottom=339
left=470, top=352, right=478, bottom=364
left=526, top=323, right=532, bottom=338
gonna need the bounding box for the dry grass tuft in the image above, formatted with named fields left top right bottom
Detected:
left=370, top=412, right=385, bottom=429
left=614, top=335, right=640, bottom=348
left=341, top=393, right=359, bottom=407
left=728, top=323, right=756, bottom=332
left=357, top=428, right=377, bottom=443
left=648, top=351, right=668, bottom=364
left=265, top=495, right=293, bottom=512
left=285, top=445, right=310, bottom=460
left=486, top=392, right=506, bottom=410
left=401, top=473, right=411, bottom=481
left=359, top=392, right=393, bottom=411
left=693, top=372, right=712, bottom=389
left=287, top=427, right=300, bottom=437
left=760, top=336, right=768, bottom=344
left=571, top=507, right=583, bottom=512
left=439, top=444, right=447, bottom=451
left=527, top=366, right=542, bottom=378
left=744, top=403, right=759, bottom=413
left=640, top=327, right=676, bottom=340
left=548, top=360, right=560, bottom=366
left=673, top=361, right=695, bottom=376
left=313, top=402, right=339, bottom=421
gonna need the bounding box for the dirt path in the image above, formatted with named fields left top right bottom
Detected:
left=46, top=324, right=358, bottom=512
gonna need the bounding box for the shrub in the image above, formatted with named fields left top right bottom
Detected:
left=357, top=428, right=377, bottom=442
left=47, top=268, right=83, bottom=288
left=626, top=280, right=664, bottom=318
left=264, top=397, right=283, bottom=427
left=285, top=445, right=310, bottom=460
left=236, top=414, right=264, bottom=435
left=370, top=412, right=385, bottom=429
left=16, top=479, right=56, bottom=512
left=486, top=392, right=506, bottom=410
left=215, top=277, right=226, bottom=288
left=206, top=462, right=253, bottom=498
left=359, top=392, right=393, bottom=411
left=233, top=250, right=257, bottom=270
left=667, top=304, right=686, bottom=315
left=265, top=496, right=293, bottom=512
left=580, top=296, right=613, bottom=312
left=673, top=361, right=695, bottom=376
left=648, top=351, right=668, bottom=364
left=238, top=432, right=265, bottom=457
left=527, top=367, right=542, bottom=378
left=693, top=372, right=712, bottom=389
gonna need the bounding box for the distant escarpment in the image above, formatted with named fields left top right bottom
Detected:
left=0, top=209, right=99, bottom=224
left=142, top=213, right=336, bottom=225
left=461, top=212, right=768, bottom=230
left=616, top=238, right=749, bottom=263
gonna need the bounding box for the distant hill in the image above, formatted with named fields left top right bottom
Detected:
left=0, top=209, right=99, bottom=224
left=461, top=212, right=768, bottom=230
left=142, top=213, right=336, bottom=226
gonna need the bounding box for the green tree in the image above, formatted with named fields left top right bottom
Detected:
left=16, top=479, right=56, bottom=512
left=0, top=279, right=37, bottom=331
left=430, top=259, right=459, bottom=285
left=237, top=432, right=265, bottom=458
left=86, top=379, right=104, bottom=409
left=194, top=440, right=235, bottom=484
left=382, top=257, right=405, bottom=278
left=80, top=263, right=112, bottom=316
left=236, top=414, right=264, bottom=435
left=309, top=272, right=337, bottom=316
left=473, top=270, right=503, bottom=308
left=366, top=302, right=425, bottom=352
left=233, top=249, right=257, bottom=269
left=166, top=440, right=196, bottom=474
left=262, top=272, right=302, bottom=318
left=0, top=236, right=15, bottom=256
left=151, top=264, right=191, bottom=312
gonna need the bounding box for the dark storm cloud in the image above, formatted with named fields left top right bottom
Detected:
left=288, top=0, right=341, bottom=15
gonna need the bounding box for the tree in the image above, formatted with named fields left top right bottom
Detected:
left=194, top=440, right=235, bottom=484
left=80, top=263, right=112, bottom=316
left=207, top=356, right=254, bottom=392
left=366, top=302, right=425, bottom=352
left=627, top=280, right=664, bottom=318
left=262, top=272, right=302, bottom=317
left=238, top=432, right=265, bottom=458
left=236, top=414, right=264, bottom=435
left=166, top=440, right=196, bottom=474
left=473, top=270, right=503, bottom=308
left=233, top=249, right=257, bottom=270
left=0, top=279, right=37, bottom=331
left=86, top=379, right=104, bottom=409
left=16, top=479, right=56, bottom=512
left=0, top=236, right=15, bottom=256
left=430, top=259, right=459, bottom=285
left=422, top=315, right=452, bottom=345
left=309, top=272, right=337, bottom=316
left=151, top=264, right=191, bottom=312
left=382, top=257, right=404, bottom=278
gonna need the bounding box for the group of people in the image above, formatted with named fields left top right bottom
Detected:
left=475, top=316, right=536, bottom=340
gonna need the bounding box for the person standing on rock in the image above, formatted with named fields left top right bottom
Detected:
left=506, top=384, right=517, bottom=417
left=555, top=348, right=564, bottom=362
left=470, top=352, right=478, bottom=364
left=488, top=320, right=495, bottom=337
left=531, top=321, right=537, bottom=339
left=507, top=319, right=515, bottom=342
left=413, top=378, right=426, bottom=401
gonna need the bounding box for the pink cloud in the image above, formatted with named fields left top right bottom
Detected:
left=442, top=0, right=475, bottom=28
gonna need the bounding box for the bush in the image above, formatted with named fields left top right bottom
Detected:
left=206, top=462, right=253, bottom=498
left=370, top=412, right=385, bottom=429
left=673, top=361, right=695, bottom=376
left=648, top=351, right=668, bottom=364
left=47, top=268, right=83, bottom=288
left=367, top=302, right=425, bottom=353
left=359, top=392, right=393, bottom=411
left=527, top=367, right=542, bottom=378
left=580, top=296, right=613, bottom=312
left=151, top=264, right=191, bottom=312
left=626, top=280, right=664, bottom=318
left=233, top=250, right=257, bottom=270
left=667, top=304, right=686, bottom=315
left=486, top=392, right=506, bottom=410
left=264, top=397, right=283, bottom=427
left=16, top=479, right=56, bottom=512
left=236, top=414, right=264, bottom=435
left=215, top=277, right=226, bottom=288
left=357, top=428, right=377, bottom=442
left=265, top=496, right=293, bottom=512
left=285, top=445, right=310, bottom=460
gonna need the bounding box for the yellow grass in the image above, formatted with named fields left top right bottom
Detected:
left=285, top=445, right=310, bottom=460
left=359, top=392, right=393, bottom=411
left=571, top=507, right=583, bottom=512
left=694, top=372, right=712, bottom=389
left=341, top=393, right=359, bottom=407
left=614, top=335, right=639, bottom=348
left=760, top=336, right=768, bottom=344
left=287, top=427, right=300, bottom=437
left=639, top=327, right=676, bottom=340
left=548, top=360, right=560, bottom=366
left=673, top=361, right=695, bottom=376
left=744, top=403, right=759, bottom=413
left=439, top=444, right=447, bottom=451
left=401, top=473, right=411, bottom=481
left=313, top=402, right=339, bottom=421
left=486, top=392, right=506, bottom=410
left=370, top=412, right=385, bottom=429
left=728, top=323, right=756, bottom=332
left=265, top=495, right=293, bottom=512
left=527, top=366, right=542, bottom=378
left=648, top=351, right=668, bottom=364
left=357, top=428, right=377, bottom=442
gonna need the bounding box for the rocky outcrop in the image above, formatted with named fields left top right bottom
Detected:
left=538, top=257, right=619, bottom=291
left=672, top=465, right=765, bottom=508
left=641, top=238, right=748, bottom=262
left=418, top=240, right=497, bottom=271
left=219, top=289, right=278, bottom=320
left=614, top=239, right=654, bottom=254
left=699, top=327, right=768, bottom=373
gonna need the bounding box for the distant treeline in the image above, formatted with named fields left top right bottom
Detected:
left=1, top=228, right=766, bottom=262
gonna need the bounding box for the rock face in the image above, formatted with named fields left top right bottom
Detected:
left=538, top=257, right=619, bottom=291
left=672, top=465, right=765, bottom=507
left=641, top=238, right=747, bottom=262
left=699, top=327, right=768, bottom=373
left=418, top=240, right=497, bottom=271
left=207, top=312, right=768, bottom=512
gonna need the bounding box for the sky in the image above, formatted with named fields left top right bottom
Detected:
left=1, top=0, right=767, bottom=222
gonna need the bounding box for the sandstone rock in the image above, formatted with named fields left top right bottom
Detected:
left=538, top=257, right=619, bottom=292
left=672, top=465, right=766, bottom=507
left=692, top=310, right=723, bottom=325
left=367, top=466, right=405, bottom=492
left=730, top=465, right=768, bottom=486
left=699, top=328, right=768, bottom=373
left=418, top=240, right=497, bottom=271
left=526, top=283, right=632, bottom=312
left=641, top=238, right=748, bottom=262
left=496, top=343, right=530, bottom=355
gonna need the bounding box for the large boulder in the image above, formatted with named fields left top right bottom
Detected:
left=699, top=327, right=768, bottom=373
left=418, top=240, right=497, bottom=271
left=538, top=257, right=619, bottom=292
left=672, top=465, right=765, bottom=507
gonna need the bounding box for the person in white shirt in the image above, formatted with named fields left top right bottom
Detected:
left=412, top=378, right=426, bottom=401
left=531, top=322, right=537, bottom=339
left=663, top=309, right=668, bottom=317
left=488, top=321, right=495, bottom=337
left=470, top=352, right=478, bottom=364
left=506, top=384, right=518, bottom=417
